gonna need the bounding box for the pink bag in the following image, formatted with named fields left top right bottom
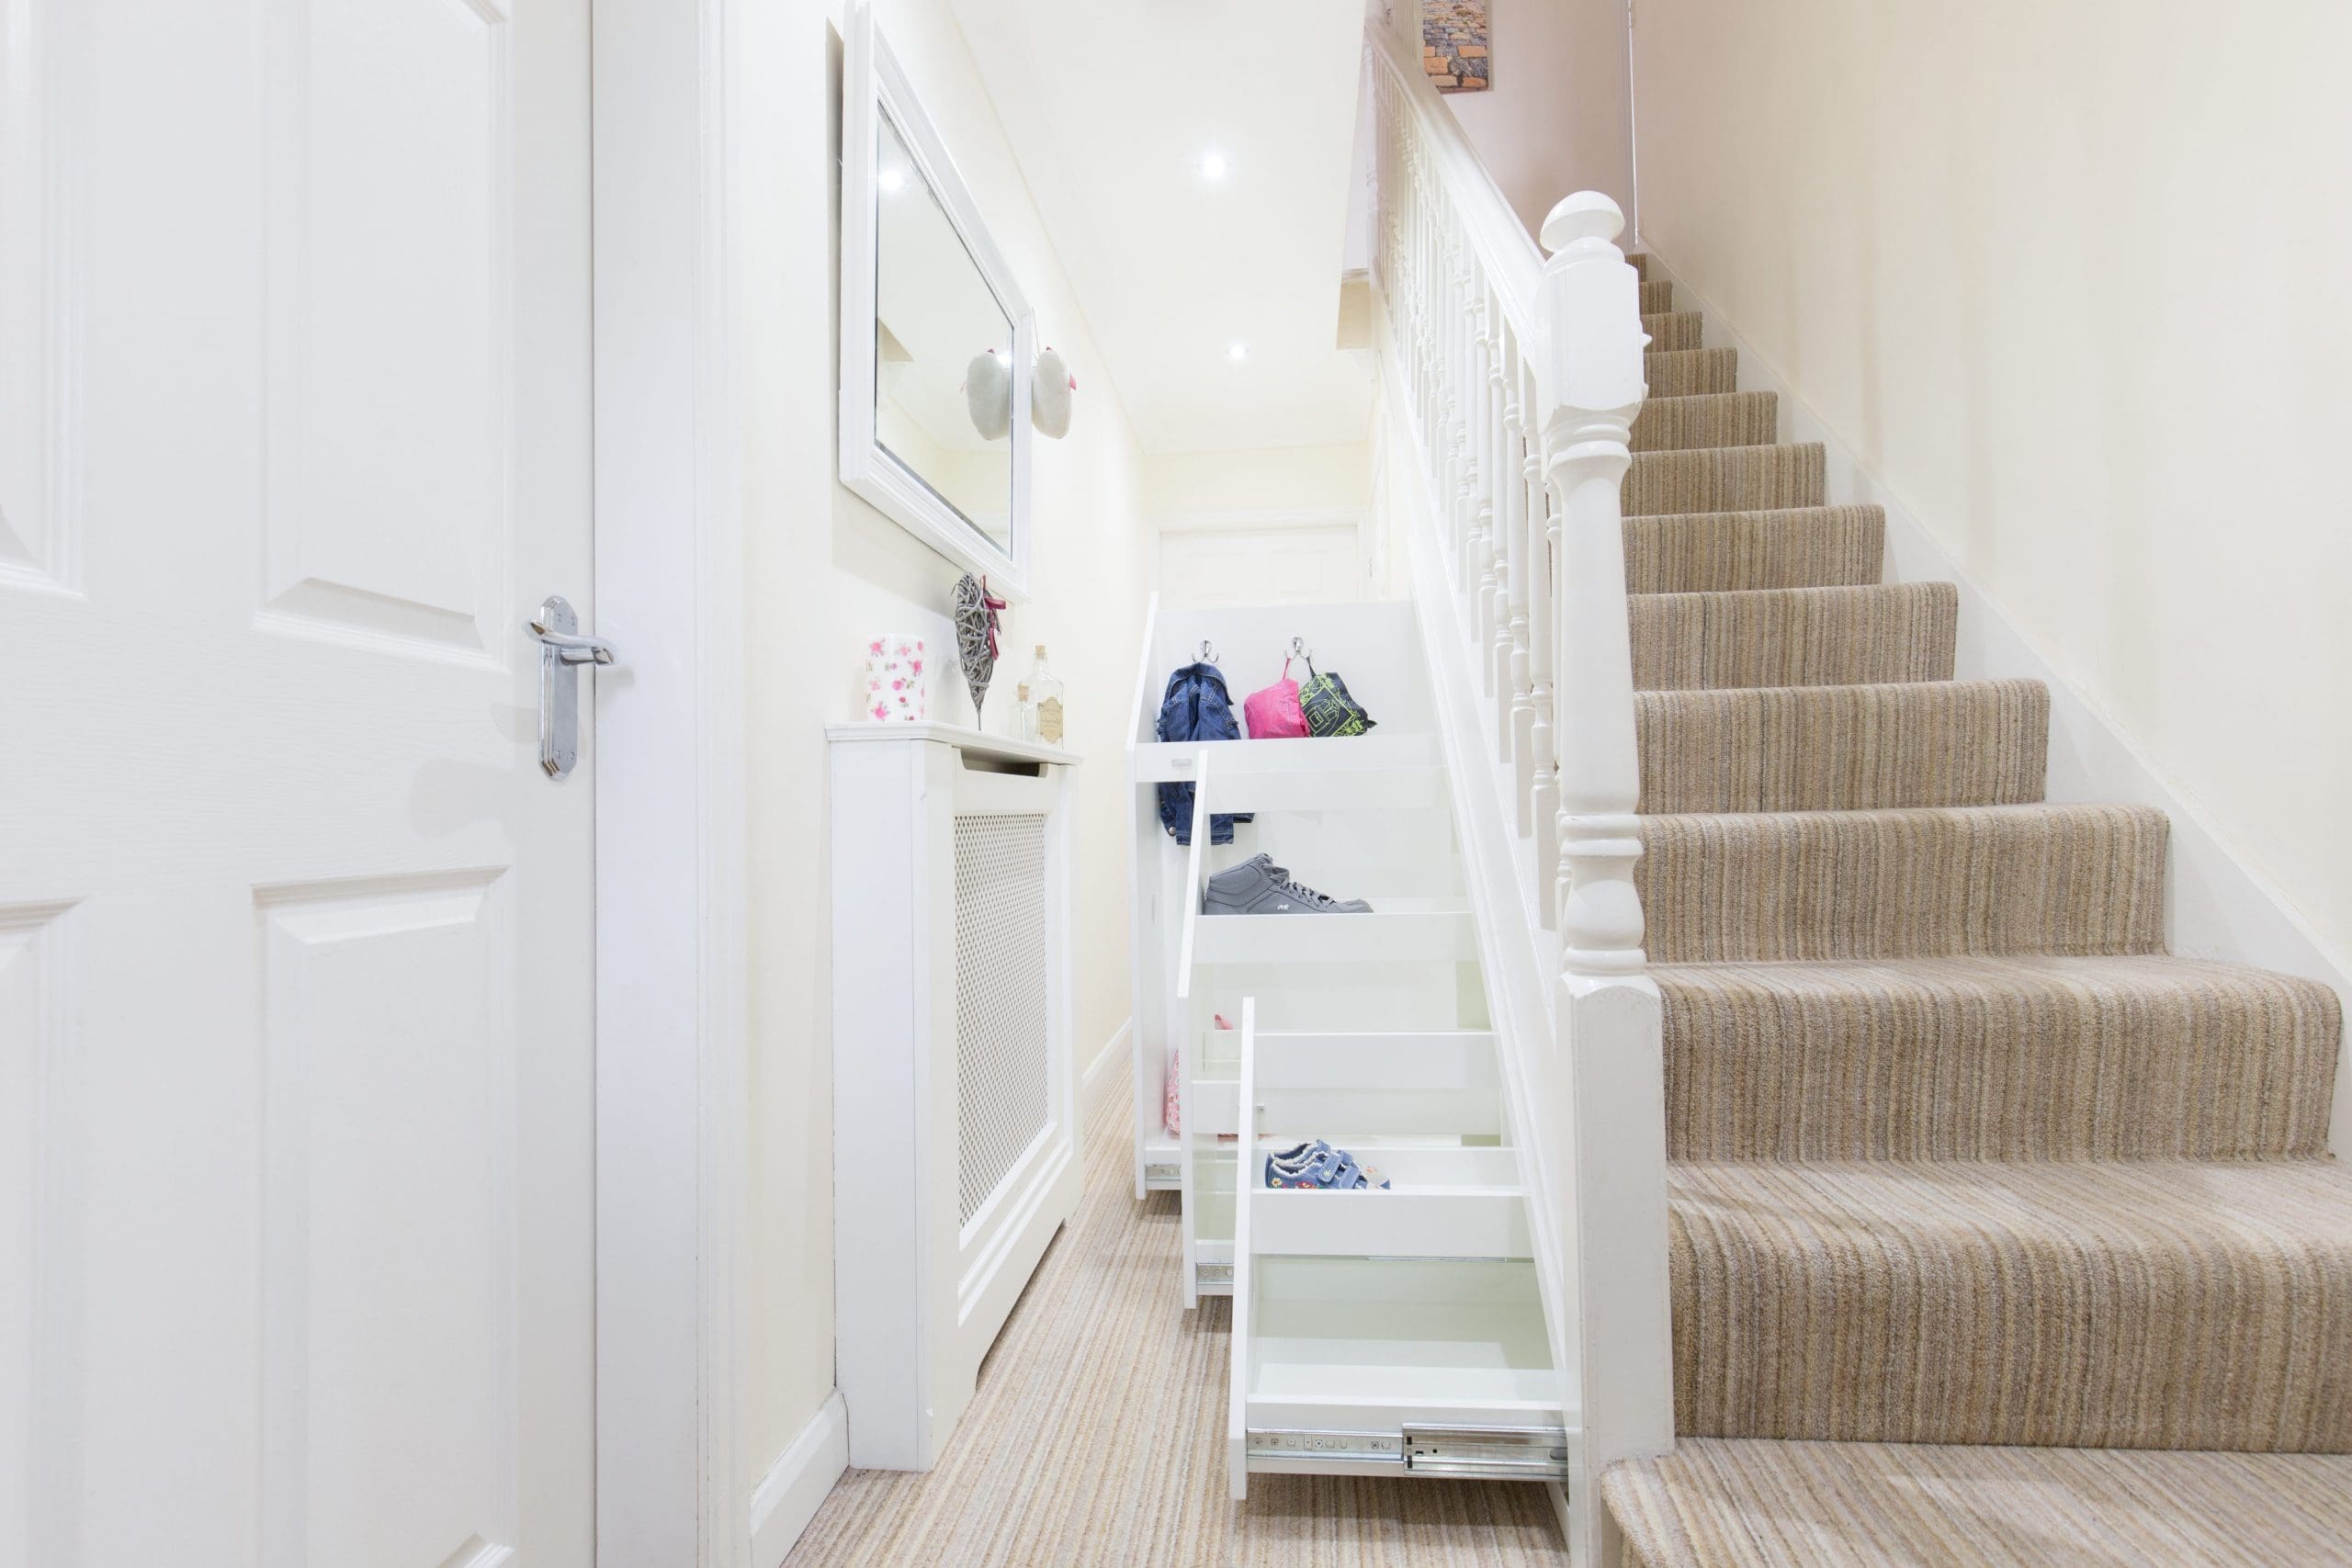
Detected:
left=1243, top=661, right=1309, bottom=739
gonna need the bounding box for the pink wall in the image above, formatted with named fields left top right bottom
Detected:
left=1383, top=0, right=1634, bottom=237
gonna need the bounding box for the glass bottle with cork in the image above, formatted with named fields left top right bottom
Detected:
left=1021, top=644, right=1064, bottom=746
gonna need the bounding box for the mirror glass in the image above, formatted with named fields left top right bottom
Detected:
left=870, top=110, right=1014, bottom=549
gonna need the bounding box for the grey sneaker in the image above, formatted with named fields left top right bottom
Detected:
left=1203, top=853, right=1372, bottom=915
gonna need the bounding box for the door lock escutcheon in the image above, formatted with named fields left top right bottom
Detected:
left=529, top=594, right=616, bottom=779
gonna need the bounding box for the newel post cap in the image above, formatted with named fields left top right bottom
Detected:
left=1539, top=191, right=1624, bottom=255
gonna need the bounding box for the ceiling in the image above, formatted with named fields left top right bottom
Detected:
left=945, top=0, right=1374, bottom=454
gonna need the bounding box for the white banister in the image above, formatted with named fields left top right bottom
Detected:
left=1365, top=21, right=1671, bottom=1560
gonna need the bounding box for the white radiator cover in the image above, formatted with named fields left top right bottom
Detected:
left=828, top=723, right=1082, bottom=1472
left=953, top=813, right=1051, bottom=1226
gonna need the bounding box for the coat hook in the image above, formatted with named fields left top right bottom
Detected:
left=1199, top=638, right=1219, bottom=664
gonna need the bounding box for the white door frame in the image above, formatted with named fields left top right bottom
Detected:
left=590, top=0, right=748, bottom=1562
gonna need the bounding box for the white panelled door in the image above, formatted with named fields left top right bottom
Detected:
left=1, top=0, right=596, bottom=1564
left=1159, top=522, right=1366, bottom=608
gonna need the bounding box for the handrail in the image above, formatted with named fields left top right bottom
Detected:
left=1363, top=19, right=1670, bottom=1555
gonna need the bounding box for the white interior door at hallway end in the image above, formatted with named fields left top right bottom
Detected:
left=1159, top=523, right=1365, bottom=608
left=1, top=1, right=597, bottom=1562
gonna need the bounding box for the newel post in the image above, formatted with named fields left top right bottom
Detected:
left=1532, top=190, right=1673, bottom=1560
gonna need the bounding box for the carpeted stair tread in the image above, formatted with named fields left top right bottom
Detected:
left=1631, top=583, right=1957, bottom=691
left=1645, top=347, right=1739, bottom=398
left=1640, top=279, right=1675, bottom=314
left=1636, top=679, right=2046, bottom=812
left=1632, top=391, right=1780, bottom=452
left=1645, top=310, right=1704, bottom=352
left=1657, top=955, right=2343, bottom=1161
left=1601, top=1439, right=2352, bottom=1568
left=1625, top=506, right=1885, bottom=593
left=1626, top=444, right=1826, bottom=515
left=1638, top=802, right=2170, bottom=963
left=1627, top=253, right=1651, bottom=280
left=1668, top=1157, right=2352, bottom=1450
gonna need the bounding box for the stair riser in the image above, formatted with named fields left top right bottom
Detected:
left=1660, top=963, right=2341, bottom=1160
left=1631, top=583, right=1959, bottom=692
left=1671, top=1166, right=2352, bottom=1450
left=1637, top=805, right=2170, bottom=963
left=1645, top=348, right=1738, bottom=399
left=1631, top=392, right=1780, bottom=452
left=1626, top=445, right=1825, bottom=515
left=1625, top=508, right=1886, bottom=593
left=1645, top=311, right=1703, bottom=352
left=1636, top=679, right=2047, bottom=813
left=1639, top=279, right=1674, bottom=314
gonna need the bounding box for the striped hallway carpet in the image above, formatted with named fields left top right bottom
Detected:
left=1604, top=256, right=2352, bottom=1564
left=785, top=1090, right=1564, bottom=1568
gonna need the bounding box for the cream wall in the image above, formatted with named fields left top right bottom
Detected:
left=1630, top=0, right=2352, bottom=965
left=1382, top=0, right=1633, bottom=234
left=734, top=0, right=1153, bottom=1495
left=1144, top=442, right=1371, bottom=515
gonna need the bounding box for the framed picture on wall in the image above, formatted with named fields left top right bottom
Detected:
left=1421, top=0, right=1490, bottom=93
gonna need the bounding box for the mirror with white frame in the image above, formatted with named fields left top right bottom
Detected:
left=841, top=3, right=1034, bottom=598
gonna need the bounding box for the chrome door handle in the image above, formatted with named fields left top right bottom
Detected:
left=529, top=594, right=617, bottom=779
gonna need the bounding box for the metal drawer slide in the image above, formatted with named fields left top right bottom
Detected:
left=1244, top=1424, right=1568, bottom=1482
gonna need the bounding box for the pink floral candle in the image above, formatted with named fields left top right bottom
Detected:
left=864, top=634, right=927, bottom=722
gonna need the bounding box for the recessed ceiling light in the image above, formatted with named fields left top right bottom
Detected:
left=1227, top=343, right=1249, bottom=361
left=1199, top=152, right=1228, bottom=182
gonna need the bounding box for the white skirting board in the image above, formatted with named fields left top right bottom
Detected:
left=1083, top=1018, right=1134, bottom=1116
left=750, top=1391, right=849, bottom=1567
left=1637, top=243, right=2352, bottom=1150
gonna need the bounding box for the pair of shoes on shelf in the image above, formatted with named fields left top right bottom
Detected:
left=1264, top=1139, right=1389, bottom=1190
left=1203, top=852, right=1372, bottom=915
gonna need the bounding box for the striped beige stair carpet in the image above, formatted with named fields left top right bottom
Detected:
left=1670, top=1158, right=2352, bottom=1450
left=1643, top=347, right=1738, bottom=398
left=1604, top=263, right=2349, bottom=1562
left=1624, top=506, right=1884, bottom=593
left=1645, top=310, right=1705, bottom=351
left=1635, top=680, right=2049, bottom=814
left=786, top=1091, right=1562, bottom=1568
left=1657, top=956, right=2340, bottom=1161
left=1624, top=443, right=1826, bottom=516
left=1629, top=582, right=1958, bottom=690
left=1602, top=1439, right=2352, bottom=1568
left=1637, top=803, right=2171, bottom=964
left=1632, top=391, right=1781, bottom=453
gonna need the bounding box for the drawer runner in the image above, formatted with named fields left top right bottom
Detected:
left=1244, top=1423, right=1569, bottom=1483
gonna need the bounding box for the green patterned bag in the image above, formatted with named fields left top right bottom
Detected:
left=1298, top=659, right=1376, bottom=738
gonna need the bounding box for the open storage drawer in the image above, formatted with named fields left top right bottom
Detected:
left=1222, top=1001, right=1570, bottom=1497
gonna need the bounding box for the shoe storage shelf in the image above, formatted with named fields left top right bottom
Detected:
left=1222, top=1002, right=1567, bottom=1496
left=1123, top=600, right=1565, bottom=1496
left=829, top=722, right=1085, bottom=1471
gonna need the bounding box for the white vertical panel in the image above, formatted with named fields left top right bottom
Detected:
left=0, top=903, right=74, bottom=1567
left=258, top=874, right=516, bottom=1568
left=0, top=0, right=74, bottom=592
left=258, top=0, right=514, bottom=658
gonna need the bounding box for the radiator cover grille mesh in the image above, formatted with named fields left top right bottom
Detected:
left=953, top=813, right=1051, bottom=1226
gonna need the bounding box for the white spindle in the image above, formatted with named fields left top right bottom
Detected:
left=1493, top=299, right=1520, bottom=763
left=1501, top=327, right=1533, bottom=815
left=1524, top=350, right=1559, bottom=926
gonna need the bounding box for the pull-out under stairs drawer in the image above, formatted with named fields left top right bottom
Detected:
left=1181, top=1027, right=1505, bottom=1298
left=1222, top=1004, right=1569, bottom=1496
